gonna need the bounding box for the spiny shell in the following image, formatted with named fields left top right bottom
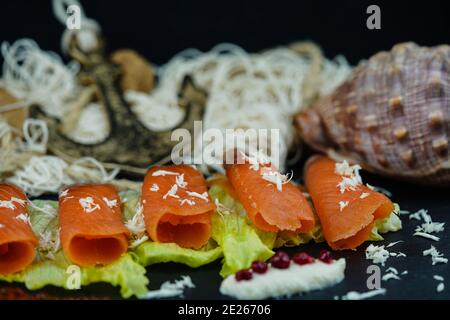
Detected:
left=296, top=42, right=450, bottom=186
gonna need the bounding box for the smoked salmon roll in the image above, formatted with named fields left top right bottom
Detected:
left=225, top=162, right=315, bottom=233
left=59, top=184, right=129, bottom=267
left=141, top=165, right=215, bottom=249
left=304, top=156, right=394, bottom=250
left=0, top=184, right=37, bottom=275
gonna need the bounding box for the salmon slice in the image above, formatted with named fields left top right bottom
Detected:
left=225, top=163, right=316, bottom=233
left=141, top=165, right=215, bottom=249
left=304, top=156, right=393, bottom=250
left=0, top=184, right=37, bottom=275
left=59, top=184, right=129, bottom=267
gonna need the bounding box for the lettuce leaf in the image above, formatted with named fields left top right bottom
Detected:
left=0, top=199, right=149, bottom=299
left=0, top=251, right=148, bottom=299
left=134, top=241, right=222, bottom=268
left=208, top=183, right=275, bottom=278
left=274, top=223, right=324, bottom=248
left=369, top=203, right=402, bottom=241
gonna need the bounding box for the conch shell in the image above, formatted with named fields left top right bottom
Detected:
left=296, top=43, right=450, bottom=186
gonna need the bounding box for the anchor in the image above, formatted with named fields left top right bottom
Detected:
left=31, top=25, right=206, bottom=172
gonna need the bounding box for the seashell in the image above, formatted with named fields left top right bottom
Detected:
left=296, top=42, right=450, bottom=186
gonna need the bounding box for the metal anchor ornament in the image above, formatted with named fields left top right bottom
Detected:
left=31, top=29, right=206, bottom=172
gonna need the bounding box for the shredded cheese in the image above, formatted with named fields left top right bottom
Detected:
left=414, top=232, right=440, bottom=241
left=163, top=184, right=180, bottom=199
left=341, top=288, right=386, bottom=300
left=15, top=213, right=30, bottom=225
left=386, top=241, right=403, bottom=248
left=179, top=199, right=196, bottom=206
left=423, top=245, right=448, bottom=265
left=0, top=223, right=5, bottom=229
left=360, top=192, right=370, bottom=199
left=382, top=273, right=400, bottom=281
left=145, top=276, right=195, bottom=299
left=175, top=174, right=187, bottom=188
left=152, top=170, right=179, bottom=177
left=339, top=201, right=349, bottom=212
left=0, top=200, right=16, bottom=210
left=102, top=197, right=118, bottom=208
left=185, top=191, right=209, bottom=202
left=79, top=197, right=100, bottom=213
left=365, top=244, right=390, bottom=266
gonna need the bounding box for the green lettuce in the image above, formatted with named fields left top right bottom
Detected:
left=0, top=199, right=149, bottom=298
left=134, top=241, right=222, bottom=268
left=369, top=203, right=403, bottom=241
left=274, top=223, right=324, bottom=248
left=208, top=183, right=275, bottom=278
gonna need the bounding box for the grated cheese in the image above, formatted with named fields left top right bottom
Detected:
left=382, top=273, right=400, bottom=281
left=185, top=191, right=209, bottom=202
left=152, top=170, right=179, bottom=177
left=175, top=174, right=187, bottom=189
left=59, top=189, right=69, bottom=198
left=423, top=245, right=448, bottom=265
left=0, top=200, right=16, bottom=210
left=125, top=204, right=146, bottom=235
left=386, top=267, right=398, bottom=274
left=179, top=199, right=196, bottom=206
left=145, top=276, right=195, bottom=299
left=79, top=197, right=100, bottom=213
left=360, top=192, right=370, bottom=199
left=409, top=209, right=429, bottom=221
left=15, top=213, right=31, bottom=225
left=335, top=161, right=362, bottom=194
left=102, top=197, right=118, bottom=208
left=365, top=244, right=390, bottom=266
left=415, top=222, right=445, bottom=234
left=150, top=183, right=159, bottom=192
left=163, top=184, right=180, bottom=200
left=129, top=235, right=149, bottom=249
left=335, top=160, right=362, bottom=177
left=341, top=288, right=386, bottom=300
left=414, top=232, right=440, bottom=241
left=339, top=201, right=349, bottom=212
left=11, top=197, right=27, bottom=207
left=386, top=241, right=403, bottom=248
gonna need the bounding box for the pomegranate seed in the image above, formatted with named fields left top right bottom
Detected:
left=235, top=269, right=253, bottom=281
left=270, top=251, right=290, bottom=269
left=251, top=261, right=268, bottom=274
left=293, top=252, right=315, bottom=265
left=319, top=250, right=333, bottom=264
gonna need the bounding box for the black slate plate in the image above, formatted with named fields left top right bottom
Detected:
left=1, top=159, right=449, bottom=300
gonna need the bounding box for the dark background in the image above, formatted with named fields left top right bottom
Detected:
left=0, top=0, right=449, bottom=65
